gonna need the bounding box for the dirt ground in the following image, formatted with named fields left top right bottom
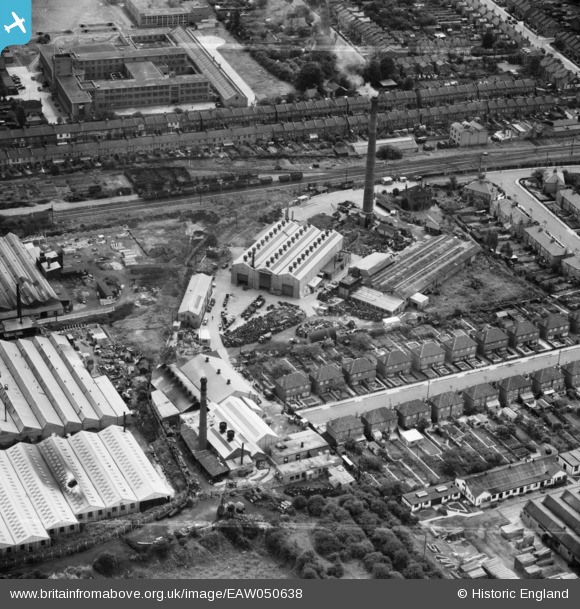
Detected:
left=426, top=255, right=543, bottom=318
left=31, top=0, right=132, bottom=34
left=214, top=25, right=294, bottom=101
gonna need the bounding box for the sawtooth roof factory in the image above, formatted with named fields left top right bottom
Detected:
left=0, top=426, right=173, bottom=556
left=0, top=233, right=65, bottom=323
left=0, top=333, right=131, bottom=447
left=231, top=219, right=345, bottom=298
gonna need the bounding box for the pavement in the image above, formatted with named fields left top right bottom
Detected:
left=6, top=66, right=64, bottom=123
left=302, top=343, right=580, bottom=428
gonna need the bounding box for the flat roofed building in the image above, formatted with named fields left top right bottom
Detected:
left=68, top=431, right=139, bottom=516
left=0, top=233, right=63, bottom=322
left=275, top=453, right=341, bottom=485
left=98, top=426, right=174, bottom=508
left=558, top=448, right=580, bottom=476
left=402, top=482, right=461, bottom=512
left=231, top=219, right=344, bottom=299
left=270, top=429, right=329, bottom=465
left=126, top=0, right=211, bottom=28
left=6, top=443, right=78, bottom=537
left=0, top=452, right=51, bottom=554
left=178, top=273, right=212, bottom=328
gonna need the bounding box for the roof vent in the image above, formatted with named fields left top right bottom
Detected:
left=217, top=369, right=221, bottom=375
left=205, top=356, right=209, bottom=363
left=227, top=379, right=231, bottom=385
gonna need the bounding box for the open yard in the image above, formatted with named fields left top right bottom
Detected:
left=427, top=255, right=543, bottom=318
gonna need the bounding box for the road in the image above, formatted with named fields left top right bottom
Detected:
left=6, top=141, right=580, bottom=222
left=491, top=165, right=580, bottom=253
left=478, top=0, right=580, bottom=75
left=303, top=344, right=580, bottom=429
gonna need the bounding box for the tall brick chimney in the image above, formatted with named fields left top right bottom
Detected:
left=198, top=376, right=208, bottom=450
left=361, top=96, right=379, bottom=227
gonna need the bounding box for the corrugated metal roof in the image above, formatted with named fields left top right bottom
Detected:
left=178, top=273, right=212, bottom=318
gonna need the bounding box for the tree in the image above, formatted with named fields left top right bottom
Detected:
left=532, top=168, right=544, bottom=185
left=380, top=56, right=397, bottom=79
left=376, top=145, right=403, bottom=160
left=307, top=494, right=326, bottom=516
left=295, top=63, right=325, bottom=92
left=495, top=423, right=516, bottom=440
left=416, top=417, right=430, bottom=433
left=270, top=360, right=293, bottom=379
left=93, top=552, right=119, bottom=577
left=16, top=105, right=27, bottom=128
left=482, top=31, right=494, bottom=49
left=363, top=58, right=382, bottom=86
left=401, top=77, right=415, bottom=91
left=372, top=563, right=391, bottom=579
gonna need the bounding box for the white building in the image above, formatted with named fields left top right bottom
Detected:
left=231, top=219, right=344, bottom=298
left=178, top=273, right=213, bottom=328
left=0, top=427, right=173, bottom=556
left=0, top=333, right=131, bottom=447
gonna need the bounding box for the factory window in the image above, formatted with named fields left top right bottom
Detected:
left=295, top=454, right=301, bottom=461
left=88, top=511, right=93, bottom=518
left=121, top=505, right=126, bottom=511
left=131, top=503, right=136, bottom=509
left=283, top=457, right=288, bottom=464
left=59, top=527, right=64, bottom=533
left=70, top=525, right=75, bottom=531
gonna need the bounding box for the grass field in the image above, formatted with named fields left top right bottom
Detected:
left=32, top=0, right=131, bottom=33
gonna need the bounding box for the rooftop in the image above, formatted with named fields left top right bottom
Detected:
left=178, top=273, right=212, bottom=318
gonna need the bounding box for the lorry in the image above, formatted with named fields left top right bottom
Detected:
left=380, top=176, right=393, bottom=185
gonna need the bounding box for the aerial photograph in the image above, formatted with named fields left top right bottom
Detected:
left=1, top=0, right=580, bottom=586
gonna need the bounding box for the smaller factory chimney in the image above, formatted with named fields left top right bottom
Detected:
left=16, top=283, right=22, bottom=322
left=199, top=377, right=208, bottom=451
left=240, top=443, right=244, bottom=465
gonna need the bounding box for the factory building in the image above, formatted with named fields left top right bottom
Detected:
left=39, top=27, right=247, bottom=117
left=231, top=219, right=344, bottom=298
left=0, top=427, right=172, bottom=555
left=0, top=233, right=64, bottom=322
left=0, top=333, right=130, bottom=447
left=371, top=235, right=481, bottom=298
left=125, top=0, right=211, bottom=28
left=177, top=273, right=213, bottom=328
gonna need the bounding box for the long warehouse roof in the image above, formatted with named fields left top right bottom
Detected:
left=0, top=452, right=50, bottom=548
left=99, top=426, right=173, bottom=503
left=0, top=233, right=59, bottom=311
left=6, top=443, right=77, bottom=532
left=0, top=333, right=130, bottom=442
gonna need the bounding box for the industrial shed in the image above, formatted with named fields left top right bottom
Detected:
left=0, top=333, right=131, bottom=447
left=231, top=219, right=344, bottom=298
left=0, top=452, right=51, bottom=555
left=177, top=273, right=213, bottom=328
left=0, top=427, right=173, bottom=555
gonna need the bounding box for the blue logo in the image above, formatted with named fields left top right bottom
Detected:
left=0, top=0, right=31, bottom=54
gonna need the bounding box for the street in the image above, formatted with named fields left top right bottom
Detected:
left=491, top=165, right=580, bottom=252
left=303, top=344, right=580, bottom=429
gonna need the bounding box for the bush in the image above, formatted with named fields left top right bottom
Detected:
left=199, top=531, right=225, bottom=553
left=351, top=540, right=374, bottom=559
left=312, top=528, right=341, bottom=556
left=372, top=563, right=391, bottom=579
left=307, top=494, right=326, bottom=516
left=327, top=560, right=344, bottom=578
left=363, top=552, right=387, bottom=573
left=292, top=495, right=307, bottom=510
left=301, top=565, right=319, bottom=579
left=93, top=552, right=119, bottom=577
